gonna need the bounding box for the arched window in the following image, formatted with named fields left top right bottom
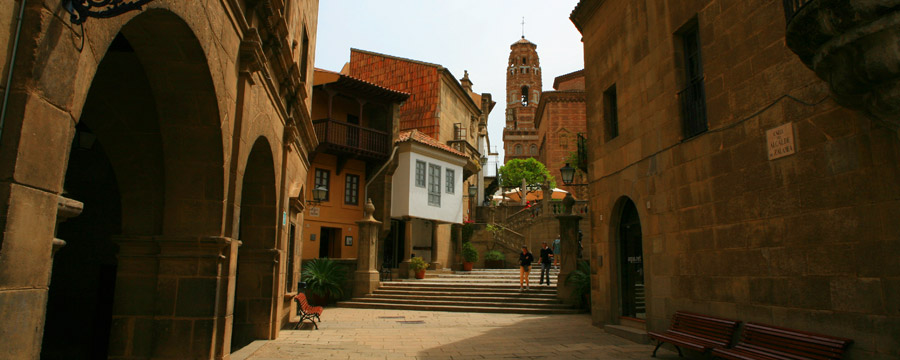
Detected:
left=521, top=86, right=529, bottom=106
left=529, top=144, right=537, bottom=155
left=515, top=144, right=524, bottom=155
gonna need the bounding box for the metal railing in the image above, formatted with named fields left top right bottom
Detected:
left=447, top=140, right=482, bottom=166
left=678, top=77, right=708, bottom=139
left=783, top=0, right=813, bottom=25
left=312, top=118, right=390, bottom=158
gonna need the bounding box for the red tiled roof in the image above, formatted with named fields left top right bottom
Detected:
left=396, top=130, right=466, bottom=158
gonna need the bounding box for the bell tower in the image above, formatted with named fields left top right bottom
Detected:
left=503, top=36, right=542, bottom=163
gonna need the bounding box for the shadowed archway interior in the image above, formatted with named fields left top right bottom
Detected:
left=232, top=137, right=278, bottom=352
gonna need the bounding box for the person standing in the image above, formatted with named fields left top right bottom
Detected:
left=518, top=245, right=534, bottom=291
left=552, top=235, right=561, bottom=269
left=539, top=241, right=554, bottom=286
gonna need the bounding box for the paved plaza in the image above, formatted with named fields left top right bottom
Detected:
left=235, top=308, right=683, bottom=359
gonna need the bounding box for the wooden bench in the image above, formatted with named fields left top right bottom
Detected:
left=648, top=311, right=740, bottom=357
left=712, top=322, right=853, bottom=360
left=292, top=293, right=323, bottom=330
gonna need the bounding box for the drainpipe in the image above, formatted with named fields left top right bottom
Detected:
left=364, top=145, right=398, bottom=203
left=0, top=0, right=27, bottom=146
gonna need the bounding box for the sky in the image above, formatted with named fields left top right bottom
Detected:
left=314, top=0, right=585, bottom=164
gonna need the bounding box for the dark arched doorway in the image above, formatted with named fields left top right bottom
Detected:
left=42, top=124, right=123, bottom=359
left=232, top=138, right=278, bottom=352
left=618, top=199, right=644, bottom=319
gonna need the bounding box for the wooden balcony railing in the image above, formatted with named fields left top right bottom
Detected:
left=312, top=118, right=390, bottom=159
left=783, top=0, right=813, bottom=25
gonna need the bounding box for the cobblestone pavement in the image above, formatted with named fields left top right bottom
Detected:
left=240, top=308, right=683, bottom=359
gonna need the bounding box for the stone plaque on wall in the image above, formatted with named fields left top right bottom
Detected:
left=766, top=122, right=796, bottom=160
left=309, top=207, right=320, bottom=217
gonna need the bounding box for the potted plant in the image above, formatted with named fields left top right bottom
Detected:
left=461, top=242, right=478, bottom=271
left=409, top=256, right=429, bottom=279
left=565, top=260, right=592, bottom=310
left=484, top=250, right=505, bottom=269
left=301, top=258, right=347, bottom=306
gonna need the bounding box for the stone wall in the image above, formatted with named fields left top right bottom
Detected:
left=572, top=0, right=900, bottom=358
left=0, top=0, right=319, bottom=358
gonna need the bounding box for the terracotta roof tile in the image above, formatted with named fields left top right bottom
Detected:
left=396, top=130, right=466, bottom=157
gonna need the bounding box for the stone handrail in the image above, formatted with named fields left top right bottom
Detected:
left=503, top=199, right=589, bottom=233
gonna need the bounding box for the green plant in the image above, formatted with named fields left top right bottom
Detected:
left=484, top=250, right=505, bottom=261
left=462, top=242, right=478, bottom=263
left=409, top=256, right=429, bottom=271
left=498, top=158, right=556, bottom=200
left=462, top=222, right=475, bottom=243
left=485, top=224, right=504, bottom=238
left=565, top=260, right=592, bottom=308
left=301, top=258, right=347, bottom=299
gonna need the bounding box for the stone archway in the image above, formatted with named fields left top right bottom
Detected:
left=232, top=137, right=278, bottom=352
left=39, top=9, right=228, bottom=358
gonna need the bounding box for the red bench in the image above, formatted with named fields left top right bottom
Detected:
left=648, top=311, right=740, bottom=357
left=712, top=322, right=853, bottom=360
left=292, top=293, right=323, bottom=330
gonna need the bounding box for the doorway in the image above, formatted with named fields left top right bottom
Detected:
left=383, top=219, right=406, bottom=268
left=618, top=199, right=645, bottom=319
left=42, top=125, right=121, bottom=359
left=319, top=227, right=341, bottom=258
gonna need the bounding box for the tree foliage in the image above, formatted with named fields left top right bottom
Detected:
left=498, top=158, right=556, bottom=189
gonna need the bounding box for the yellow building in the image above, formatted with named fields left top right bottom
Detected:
left=304, top=69, right=408, bottom=259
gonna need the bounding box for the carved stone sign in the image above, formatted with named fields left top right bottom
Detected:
left=766, top=123, right=796, bottom=160
left=309, top=207, right=320, bottom=217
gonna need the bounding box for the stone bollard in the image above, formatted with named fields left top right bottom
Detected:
left=354, top=199, right=382, bottom=298
left=556, top=192, right=582, bottom=305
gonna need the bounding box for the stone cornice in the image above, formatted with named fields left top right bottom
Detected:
left=570, top=0, right=605, bottom=34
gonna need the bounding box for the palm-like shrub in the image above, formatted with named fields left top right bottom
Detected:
left=565, top=260, right=592, bottom=308
left=301, top=258, right=347, bottom=299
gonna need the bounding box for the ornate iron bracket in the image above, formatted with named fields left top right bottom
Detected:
left=64, top=0, right=156, bottom=24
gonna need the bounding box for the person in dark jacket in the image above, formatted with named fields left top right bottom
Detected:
left=538, top=241, right=554, bottom=286
left=518, top=245, right=534, bottom=291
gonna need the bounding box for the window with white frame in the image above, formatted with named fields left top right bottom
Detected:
left=415, top=160, right=426, bottom=188
left=428, top=164, right=441, bottom=207
left=445, top=169, right=455, bottom=194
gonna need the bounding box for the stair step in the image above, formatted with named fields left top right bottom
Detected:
left=604, top=325, right=649, bottom=344
left=366, top=294, right=561, bottom=304
left=337, top=301, right=583, bottom=315
left=374, top=289, right=558, bottom=299
left=351, top=297, right=573, bottom=309
left=378, top=284, right=557, bottom=293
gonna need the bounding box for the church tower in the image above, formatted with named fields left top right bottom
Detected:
left=503, top=36, right=542, bottom=163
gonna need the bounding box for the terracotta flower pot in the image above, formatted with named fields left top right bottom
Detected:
left=463, top=262, right=474, bottom=271
left=415, top=269, right=426, bottom=279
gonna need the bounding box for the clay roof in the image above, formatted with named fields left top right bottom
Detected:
left=313, top=68, right=410, bottom=103
left=396, top=130, right=466, bottom=158
left=553, top=69, right=585, bottom=90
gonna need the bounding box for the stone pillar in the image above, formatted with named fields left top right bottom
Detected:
left=556, top=193, right=582, bottom=305
left=354, top=199, right=381, bottom=298
left=430, top=220, right=442, bottom=270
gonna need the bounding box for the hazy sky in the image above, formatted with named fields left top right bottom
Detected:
left=314, top=0, right=584, bottom=163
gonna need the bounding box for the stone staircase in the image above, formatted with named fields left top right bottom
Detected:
left=337, top=268, right=582, bottom=314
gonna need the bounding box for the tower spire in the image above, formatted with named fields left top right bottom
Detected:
left=521, top=17, right=525, bottom=38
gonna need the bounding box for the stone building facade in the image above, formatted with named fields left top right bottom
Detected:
left=503, top=37, right=542, bottom=163
left=571, top=0, right=899, bottom=358
left=0, top=0, right=319, bottom=358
